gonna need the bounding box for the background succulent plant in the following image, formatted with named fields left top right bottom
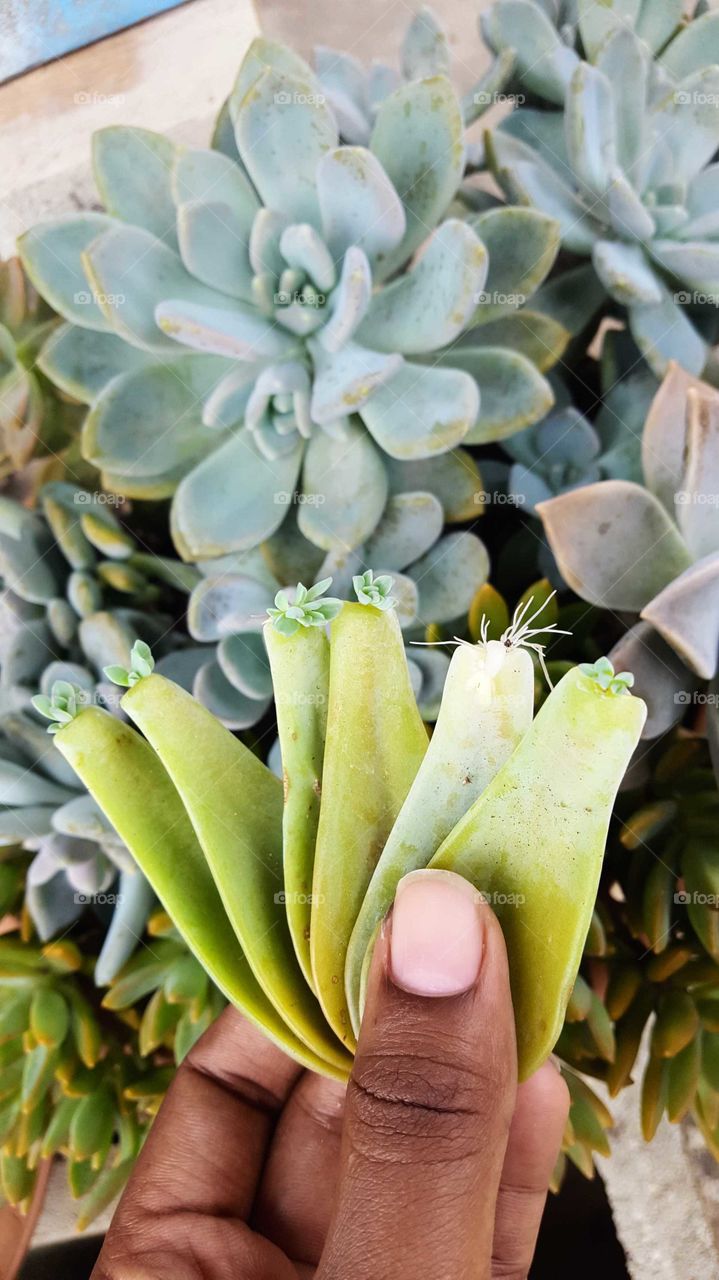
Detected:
left=0, top=258, right=83, bottom=485
left=18, top=37, right=565, bottom=568
left=539, top=363, right=719, bottom=753
left=486, top=0, right=719, bottom=378
left=0, top=487, right=195, bottom=980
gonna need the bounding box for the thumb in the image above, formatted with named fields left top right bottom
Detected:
left=317, top=869, right=517, bottom=1280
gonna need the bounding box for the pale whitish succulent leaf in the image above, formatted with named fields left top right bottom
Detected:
left=490, top=145, right=600, bottom=256
left=401, top=7, right=450, bottom=80
left=308, top=338, right=402, bottom=423
left=362, top=492, right=444, bottom=571
left=82, top=226, right=226, bottom=354
left=155, top=298, right=296, bottom=361
left=652, top=68, right=719, bottom=187
left=37, top=324, right=151, bottom=405
left=594, top=372, right=656, bottom=482
left=2, top=710, right=79, bottom=789
left=193, top=658, right=270, bottom=730
left=233, top=68, right=338, bottom=230
left=262, top=507, right=325, bottom=584
left=51, top=793, right=120, bottom=844
left=217, top=632, right=273, bottom=699
left=636, top=0, right=683, bottom=52
left=40, top=484, right=96, bottom=571
left=212, top=98, right=242, bottom=160
left=0, top=805, right=54, bottom=846
left=481, top=0, right=578, bottom=104
left=93, top=128, right=178, bottom=248
left=469, top=208, right=560, bottom=322
left=172, top=146, right=260, bottom=217
left=565, top=63, right=617, bottom=200
left=202, top=365, right=257, bottom=429
left=279, top=223, right=336, bottom=292
left=500, top=109, right=569, bottom=176
left=25, top=865, right=85, bottom=939
left=649, top=240, right=719, bottom=293
left=313, top=46, right=370, bottom=144
left=0, top=757, right=74, bottom=807
left=188, top=575, right=274, bottom=641
left=444, top=347, right=553, bottom=443
left=229, top=37, right=317, bottom=117
left=18, top=214, right=117, bottom=331
left=381, top=571, right=418, bottom=628
left=94, top=868, right=156, bottom=987
left=0, top=501, right=62, bottom=604
left=591, top=241, right=663, bottom=307
left=595, top=30, right=648, bottom=181
left=83, top=357, right=231, bottom=480
left=359, top=361, right=478, bottom=459
left=319, top=248, right=372, bottom=353
left=0, top=622, right=53, bottom=692
left=298, top=422, right=388, bottom=550
left=633, top=650, right=693, bottom=749
left=357, top=220, right=486, bottom=355
left=39, top=661, right=94, bottom=698
left=412, top=532, right=489, bottom=625
left=78, top=612, right=135, bottom=672
left=629, top=293, right=707, bottom=379
left=642, top=363, right=719, bottom=512
left=641, top=553, right=719, bottom=679
left=176, top=201, right=255, bottom=302
left=67, top=571, right=102, bottom=617
left=462, top=49, right=516, bottom=127
left=577, top=0, right=641, bottom=61
left=605, top=172, right=656, bottom=241
left=538, top=480, right=694, bottom=611
left=659, top=9, right=719, bottom=79
left=316, top=147, right=406, bottom=264
left=171, top=430, right=303, bottom=560
left=407, top=647, right=450, bottom=720
left=384, top=449, right=481, bottom=522
left=682, top=166, right=719, bottom=239
left=675, top=390, right=719, bottom=561
left=153, top=646, right=215, bottom=690
left=460, top=311, right=569, bottom=373
left=370, top=76, right=465, bottom=280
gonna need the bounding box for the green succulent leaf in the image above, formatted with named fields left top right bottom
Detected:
left=103, top=639, right=155, bottom=688
left=31, top=680, right=87, bottom=735
left=578, top=658, right=635, bottom=697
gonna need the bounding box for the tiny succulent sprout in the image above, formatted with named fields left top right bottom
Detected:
left=267, top=578, right=343, bottom=637
left=32, top=680, right=86, bottom=734
left=579, top=657, right=635, bottom=697
left=353, top=570, right=396, bottom=611
left=103, top=639, right=155, bottom=688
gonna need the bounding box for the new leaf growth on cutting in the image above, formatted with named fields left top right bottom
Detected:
left=42, top=576, right=646, bottom=1080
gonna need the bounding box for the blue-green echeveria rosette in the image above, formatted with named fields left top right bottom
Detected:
left=20, top=37, right=560, bottom=566
left=485, top=0, right=719, bottom=379
left=538, top=363, right=719, bottom=744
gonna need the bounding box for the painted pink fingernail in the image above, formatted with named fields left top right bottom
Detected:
left=389, top=869, right=483, bottom=997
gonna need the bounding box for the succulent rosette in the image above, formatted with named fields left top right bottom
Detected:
left=485, top=0, right=719, bottom=377
left=19, top=37, right=561, bottom=567
left=539, top=363, right=719, bottom=748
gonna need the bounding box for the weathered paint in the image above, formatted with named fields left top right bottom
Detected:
left=1, top=1, right=188, bottom=83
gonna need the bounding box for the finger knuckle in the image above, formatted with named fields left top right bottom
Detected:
left=349, top=1048, right=497, bottom=1165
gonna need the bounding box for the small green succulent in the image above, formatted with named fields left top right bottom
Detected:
left=267, top=578, right=342, bottom=637
left=485, top=0, right=719, bottom=377
left=352, top=569, right=395, bottom=610
left=104, top=639, right=156, bottom=688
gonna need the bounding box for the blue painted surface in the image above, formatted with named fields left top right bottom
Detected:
left=1, top=0, right=190, bottom=83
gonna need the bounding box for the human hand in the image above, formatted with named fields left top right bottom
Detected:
left=92, top=869, right=569, bottom=1279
